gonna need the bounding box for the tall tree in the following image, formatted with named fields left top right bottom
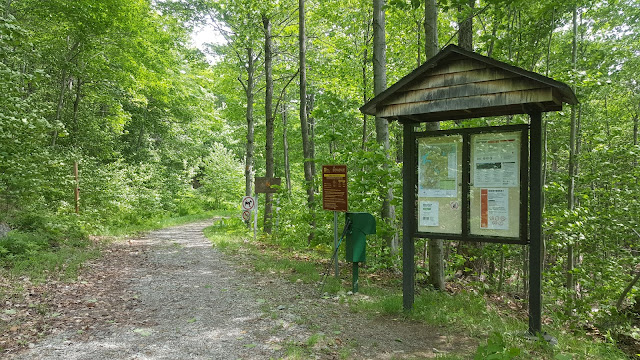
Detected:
left=424, top=0, right=445, bottom=291
left=299, top=0, right=315, bottom=243
left=206, top=0, right=262, bottom=210
left=373, top=0, right=397, bottom=254
left=263, top=13, right=275, bottom=234
left=458, top=0, right=474, bottom=51
left=566, top=4, right=579, bottom=308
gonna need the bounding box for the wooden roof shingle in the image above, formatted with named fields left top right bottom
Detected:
left=360, top=44, right=578, bottom=122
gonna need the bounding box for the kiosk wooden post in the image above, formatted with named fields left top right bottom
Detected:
left=401, top=121, right=416, bottom=310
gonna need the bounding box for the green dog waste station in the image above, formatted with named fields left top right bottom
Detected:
left=345, top=212, right=376, bottom=293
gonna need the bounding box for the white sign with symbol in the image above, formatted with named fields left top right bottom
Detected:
left=241, top=196, right=256, bottom=211
left=242, top=210, right=251, bottom=221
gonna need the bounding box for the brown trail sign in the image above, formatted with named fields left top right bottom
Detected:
left=322, top=165, right=348, bottom=212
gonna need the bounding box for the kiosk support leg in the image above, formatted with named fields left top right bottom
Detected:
left=529, top=111, right=543, bottom=335
left=401, top=121, right=416, bottom=311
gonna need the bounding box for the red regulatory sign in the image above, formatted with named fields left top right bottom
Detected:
left=322, top=165, right=348, bottom=212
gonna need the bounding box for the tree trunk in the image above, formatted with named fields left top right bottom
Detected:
left=373, top=0, right=397, bottom=256
left=263, top=14, right=275, bottom=234
left=282, top=100, right=291, bottom=194
left=634, top=105, right=638, bottom=168
left=299, top=0, right=315, bottom=243
left=567, top=5, right=579, bottom=309
left=457, top=0, right=474, bottom=51
left=362, top=20, right=372, bottom=150
left=424, top=0, right=445, bottom=290
left=71, top=78, right=82, bottom=148
left=243, top=48, right=256, bottom=203
left=617, top=266, right=640, bottom=310
left=456, top=0, right=484, bottom=277
left=51, top=67, right=68, bottom=147
left=424, top=0, right=439, bottom=59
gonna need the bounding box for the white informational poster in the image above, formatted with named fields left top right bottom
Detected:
left=418, top=142, right=458, bottom=197
left=473, top=136, right=519, bottom=188
left=419, top=201, right=439, bottom=227
left=480, top=188, right=509, bottom=230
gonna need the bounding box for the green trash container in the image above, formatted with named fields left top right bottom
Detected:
left=345, top=212, right=376, bottom=292
left=345, top=212, right=376, bottom=262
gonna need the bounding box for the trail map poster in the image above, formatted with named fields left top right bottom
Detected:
left=418, top=142, right=458, bottom=198
left=473, top=135, right=519, bottom=188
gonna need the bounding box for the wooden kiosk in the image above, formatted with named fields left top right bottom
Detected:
left=360, top=44, right=577, bottom=335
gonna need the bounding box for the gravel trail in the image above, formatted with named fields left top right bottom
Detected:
left=8, top=219, right=474, bottom=359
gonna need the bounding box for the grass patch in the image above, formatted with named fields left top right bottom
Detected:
left=349, top=289, right=626, bottom=359
left=204, top=221, right=629, bottom=360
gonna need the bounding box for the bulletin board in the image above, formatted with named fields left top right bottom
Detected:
left=415, top=125, right=529, bottom=245
left=417, top=135, right=463, bottom=234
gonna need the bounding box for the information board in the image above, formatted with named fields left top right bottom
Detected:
left=469, top=131, right=522, bottom=238
left=417, top=135, right=463, bottom=234
left=415, top=125, right=527, bottom=243
left=322, top=165, right=348, bottom=212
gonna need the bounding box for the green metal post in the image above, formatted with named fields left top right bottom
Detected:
left=352, top=262, right=359, bottom=293
left=334, top=211, right=339, bottom=278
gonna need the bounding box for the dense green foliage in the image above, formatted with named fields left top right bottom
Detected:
left=0, top=0, right=230, bottom=265
left=2, top=0, right=640, bottom=354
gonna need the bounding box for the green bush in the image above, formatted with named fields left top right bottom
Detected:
left=0, top=231, right=48, bottom=260
left=474, top=332, right=521, bottom=360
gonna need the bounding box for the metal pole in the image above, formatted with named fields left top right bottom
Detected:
left=334, top=211, right=339, bottom=278
left=74, top=161, right=79, bottom=214
left=529, top=111, right=543, bottom=335
left=353, top=262, right=359, bottom=293
left=402, top=120, right=416, bottom=311
left=253, top=195, right=258, bottom=241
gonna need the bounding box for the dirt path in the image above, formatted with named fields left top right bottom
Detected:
left=5, top=220, right=475, bottom=359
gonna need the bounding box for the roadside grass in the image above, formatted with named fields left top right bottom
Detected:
left=204, top=220, right=629, bottom=360
left=100, top=210, right=226, bottom=237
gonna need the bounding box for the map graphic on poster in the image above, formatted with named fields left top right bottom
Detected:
left=418, top=142, right=457, bottom=198
left=473, top=136, right=518, bottom=188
